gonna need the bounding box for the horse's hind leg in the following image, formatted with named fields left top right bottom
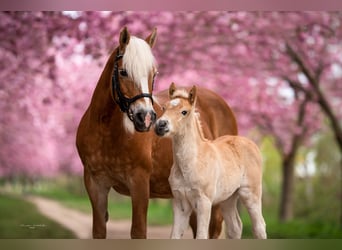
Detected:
left=84, top=169, right=110, bottom=238
left=209, top=204, right=223, bottom=238
left=189, top=205, right=223, bottom=238
left=189, top=211, right=197, bottom=238
left=220, top=191, right=242, bottom=239
left=239, top=187, right=267, bottom=239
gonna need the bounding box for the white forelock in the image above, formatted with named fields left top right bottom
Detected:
left=122, top=36, right=156, bottom=87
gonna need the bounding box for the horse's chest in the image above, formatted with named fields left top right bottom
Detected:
left=82, top=134, right=136, bottom=176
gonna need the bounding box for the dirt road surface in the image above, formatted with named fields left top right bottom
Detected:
left=27, top=196, right=194, bottom=239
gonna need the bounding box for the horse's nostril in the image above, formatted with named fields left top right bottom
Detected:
left=151, top=111, right=157, bottom=122
left=136, top=111, right=145, bottom=123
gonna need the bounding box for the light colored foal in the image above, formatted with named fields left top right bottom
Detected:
left=155, top=83, right=267, bottom=239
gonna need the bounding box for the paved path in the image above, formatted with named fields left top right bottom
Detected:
left=27, top=196, right=194, bottom=239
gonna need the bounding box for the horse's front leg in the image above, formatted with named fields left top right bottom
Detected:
left=129, top=168, right=150, bottom=239
left=84, top=169, right=110, bottom=238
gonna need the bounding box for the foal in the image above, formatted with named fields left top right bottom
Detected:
left=155, top=83, right=267, bottom=239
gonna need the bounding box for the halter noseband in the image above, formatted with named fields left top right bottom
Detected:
left=111, top=51, right=154, bottom=121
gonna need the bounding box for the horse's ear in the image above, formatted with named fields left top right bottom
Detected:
left=145, top=27, right=157, bottom=48
left=169, top=82, right=176, bottom=98
left=188, top=85, right=197, bottom=106
left=119, top=27, right=130, bottom=51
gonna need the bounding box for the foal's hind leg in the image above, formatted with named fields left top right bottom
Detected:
left=220, top=191, right=242, bottom=239
left=239, top=187, right=267, bottom=239
left=84, top=169, right=110, bottom=238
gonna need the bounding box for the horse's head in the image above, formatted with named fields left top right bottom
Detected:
left=155, top=83, right=197, bottom=137
left=112, top=27, right=158, bottom=133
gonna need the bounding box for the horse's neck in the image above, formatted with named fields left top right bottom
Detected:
left=89, top=51, right=121, bottom=121
left=172, top=112, right=206, bottom=169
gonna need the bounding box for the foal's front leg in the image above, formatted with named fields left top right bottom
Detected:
left=171, top=190, right=192, bottom=239
left=193, top=195, right=212, bottom=239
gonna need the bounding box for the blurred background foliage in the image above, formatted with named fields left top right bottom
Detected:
left=0, top=11, right=341, bottom=238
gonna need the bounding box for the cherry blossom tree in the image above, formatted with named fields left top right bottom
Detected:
left=0, top=11, right=341, bottom=224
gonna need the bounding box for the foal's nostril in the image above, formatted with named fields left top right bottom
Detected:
left=155, top=119, right=169, bottom=136
left=158, top=120, right=167, bottom=128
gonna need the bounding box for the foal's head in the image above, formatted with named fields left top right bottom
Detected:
left=155, top=83, right=197, bottom=137
left=112, top=27, right=158, bottom=132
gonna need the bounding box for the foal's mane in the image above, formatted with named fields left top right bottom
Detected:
left=123, top=36, right=156, bottom=86
left=193, top=111, right=208, bottom=142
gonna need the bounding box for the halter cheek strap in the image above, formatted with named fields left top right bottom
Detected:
left=111, top=52, right=154, bottom=121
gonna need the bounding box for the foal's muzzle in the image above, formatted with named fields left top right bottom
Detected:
left=154, top=119, right=169, bottom=136
left=132, top=109, right=157, bottom=132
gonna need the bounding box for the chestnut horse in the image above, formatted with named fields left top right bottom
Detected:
left=76, top=27, right=237, bottom=238
left=155, top=83, right=267, bottom=239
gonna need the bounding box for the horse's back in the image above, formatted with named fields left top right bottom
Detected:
left=196, top=87, right=238, bottom=138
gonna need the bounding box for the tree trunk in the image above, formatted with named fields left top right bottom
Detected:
left=279, top=154, right=296, bottom=221
left=278, top=93, right=308, bottom=222
left=286, top=43, right=342, bottom=226
left=340, top=158, right=342, bottom=229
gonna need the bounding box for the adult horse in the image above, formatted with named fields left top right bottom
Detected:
left=76, top=27, right=238, bottom=238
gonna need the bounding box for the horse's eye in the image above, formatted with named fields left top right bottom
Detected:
left=181, top=110, right=187, bottom=116
left=120, top=69, right=128, bottom=77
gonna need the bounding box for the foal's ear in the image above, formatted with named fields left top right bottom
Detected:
left=188, top=85, right=197, bottom=105
left=119, top=27, right=130, bottom=51
left=169, top=82, right=176, bottom=98
left=145, top=27, right=157, bottom=48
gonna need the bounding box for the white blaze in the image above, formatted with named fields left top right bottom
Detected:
left=170, top=98, right=181, bottom=107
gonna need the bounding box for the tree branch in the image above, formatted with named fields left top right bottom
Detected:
left=285, top=42, right=342, bottom=154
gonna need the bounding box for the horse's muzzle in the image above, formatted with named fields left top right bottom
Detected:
left=154, top=119, right=169, bottom=137
left=133, top=109, right=157, bottom=132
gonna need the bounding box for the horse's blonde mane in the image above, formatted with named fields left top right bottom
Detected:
left=123, top=36, right=156, bottom=86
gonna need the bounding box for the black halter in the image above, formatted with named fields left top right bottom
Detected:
left=111, top=51, right=154, bottom=121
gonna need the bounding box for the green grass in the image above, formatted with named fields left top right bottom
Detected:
left=0, top=193, right=75, bottom=238
left=239, top=205, right=342, bottom=239
left=4, top=175, right=342, bottom=238
left=29, top=177, right=173, bottom=225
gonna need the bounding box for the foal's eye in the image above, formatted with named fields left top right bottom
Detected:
left=181, top=110, right=188, bottom=116
left=119, top=69, right=128, bottom=77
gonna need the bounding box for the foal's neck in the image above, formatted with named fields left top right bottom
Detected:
left=172, top=112, right=207, bottom=168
